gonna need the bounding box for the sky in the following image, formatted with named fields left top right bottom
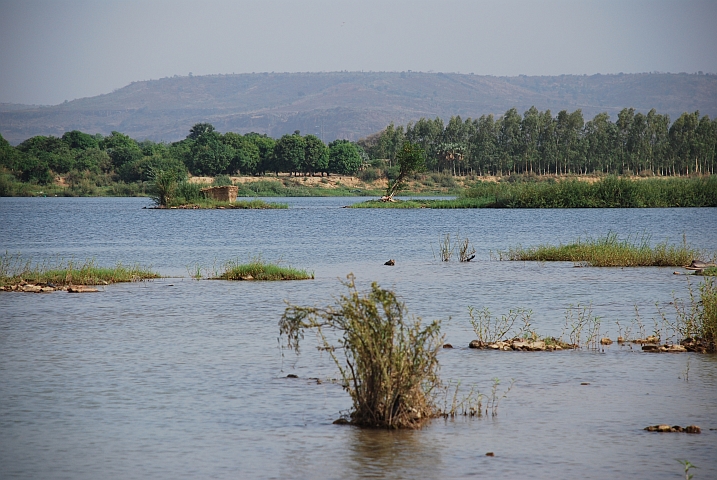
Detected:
left=1, top=0, right=716, bottom=105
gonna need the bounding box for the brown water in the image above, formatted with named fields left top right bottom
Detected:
left=1, top=197, right=716, bottom=479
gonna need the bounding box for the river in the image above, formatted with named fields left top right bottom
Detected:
left=1, top=197, right=716, bottom=479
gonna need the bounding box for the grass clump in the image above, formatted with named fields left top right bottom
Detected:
left=0, top=254, right=159, bottom=287
left=657, top=279, right=717, bottom=352
left=216, top=258, right=313, bottom=281
left=694, top=267, right=717, bottom=277
left=500, top=232, right=702, bottom=267
left=699, top=279, right=717, bottom=346
left=280, top=274, right=443, bottom=428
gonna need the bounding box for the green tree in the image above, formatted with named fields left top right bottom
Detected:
left=17, top=135, right=75, bottom=174
left=303, top=134, right=329, bottom=175
left=468, top=114, right=498, bottom=176
left=222, top=132, right=260, bottom=174
left=585, top=112, right=618, bottom=174
left=187, top=123, right=216, bottom=141
left=61, top=130, right=99, bottom=150
left=328, top=140, right=362, bottom=175
left=101, top=131, right=142, bottom=169
left=406, top=117, right=444, bottom=170
left=244, top=133, right=276, bottom=175
left=520, top=107, right=541, bottom=174
left=384, top=141, right=425, bottom=201
left=273, top=133, right=305, bottom=175
left=74, top=148, right=112, bottom=174
left=119, top=154, right=187, bottom=182
left=188, top=132, right=234, bottom=176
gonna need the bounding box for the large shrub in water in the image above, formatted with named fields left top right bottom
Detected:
left=280, top=274, right=443, bottom=428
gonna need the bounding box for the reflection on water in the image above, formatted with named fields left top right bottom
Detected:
left=1, top=197, right=716, bottom=479
left=344, top=428, right=443, bottom=479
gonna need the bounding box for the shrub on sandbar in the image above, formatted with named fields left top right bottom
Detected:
left=279, top=274, right=443, bottom=428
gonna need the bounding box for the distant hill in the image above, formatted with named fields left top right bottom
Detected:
left=1, top=72, right=716, bottom=145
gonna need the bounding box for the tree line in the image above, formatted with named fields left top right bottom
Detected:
left=0, top=123, right=365, bottom=186
left=358, top=108, right=717, bottom=177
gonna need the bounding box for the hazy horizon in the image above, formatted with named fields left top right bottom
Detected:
left=2, top=0, right=716, bottom=106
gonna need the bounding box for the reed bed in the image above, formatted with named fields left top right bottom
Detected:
left=280, top=275, right=443, bottom=428
left=462, top=175, right=717, bottom=208
left=500, top=233, right=702, bottom=267
left=699, top=279, right=717, bottom=346
left=0, top=254, right=159, bottom=286
left=216, top=258, right=313, bottom=281
left=349, top=197, right=493, bottom=209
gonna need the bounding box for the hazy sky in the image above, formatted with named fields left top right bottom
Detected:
left=1, top=0, right=716, bottom=105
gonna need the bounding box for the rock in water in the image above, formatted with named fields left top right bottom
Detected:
left=384, top=259, right=395, bottom=266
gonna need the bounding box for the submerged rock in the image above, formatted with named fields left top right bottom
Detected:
left=680, top=338, right=716, bottom=353
left=384, top=259, right=395, bottom=266
left=600, top=338, right=613, bottom=345
left=442, top=343, right=453, bottom=349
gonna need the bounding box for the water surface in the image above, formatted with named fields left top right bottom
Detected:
left=1, top=197, right=716, bottom=479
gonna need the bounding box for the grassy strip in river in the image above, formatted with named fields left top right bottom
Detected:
left=215, top=258, right=313, bottom=281
left=0, top=254, right=159, bottom=287
left=498, top=233, right=705, bottom=267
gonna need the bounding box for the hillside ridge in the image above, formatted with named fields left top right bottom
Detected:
left=1, top=71, right=716, bottom=144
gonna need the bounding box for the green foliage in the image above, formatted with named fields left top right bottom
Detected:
left=176, top=181, right=203, bottom=203
left=358, top=167, right=381, bottom=182
left=244, top=133, right=276, bottom=174
left=328, top=140, right=362, bottom=175
left=62, top=130, right=99, bottom=150
left=304, top=134, right=329, bottom=174
left=101, top=131, right=143, bottom=169
left=699, top=279, right=717, bottom=345
left=279, top=275, right=443, bottom=428
left=350, top=198, right=494, bottom=208
left=462, top=176, right=717, bottom=208
left=212, top=174, right=233, bottom=186
left=187, top=129, right=235, bottom=176
left=74, top=148, right=112, bottom=174
left=385, top=141, right=425, bottom=199
left=222, top=132, right=261, bottom=174
left=368, top=107, right=716, bottom=177
left=273, top=133, right=305, bottom=174
left=148, top=168, right=182, bottom=207
left=501, top=232, right=703, bottom=267
left=216, top=258, right=312, bottom=280
left=119, top=154, right=187, bottom=183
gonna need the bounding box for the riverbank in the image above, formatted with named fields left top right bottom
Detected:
left=11, top=171, right=713, bottom=201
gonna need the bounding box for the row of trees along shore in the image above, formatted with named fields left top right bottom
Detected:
left=358, top=108, right=717, bottom=177
left=0, top=123, right=365, bottom=188
left=1, top=107, right=716, bottom=194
